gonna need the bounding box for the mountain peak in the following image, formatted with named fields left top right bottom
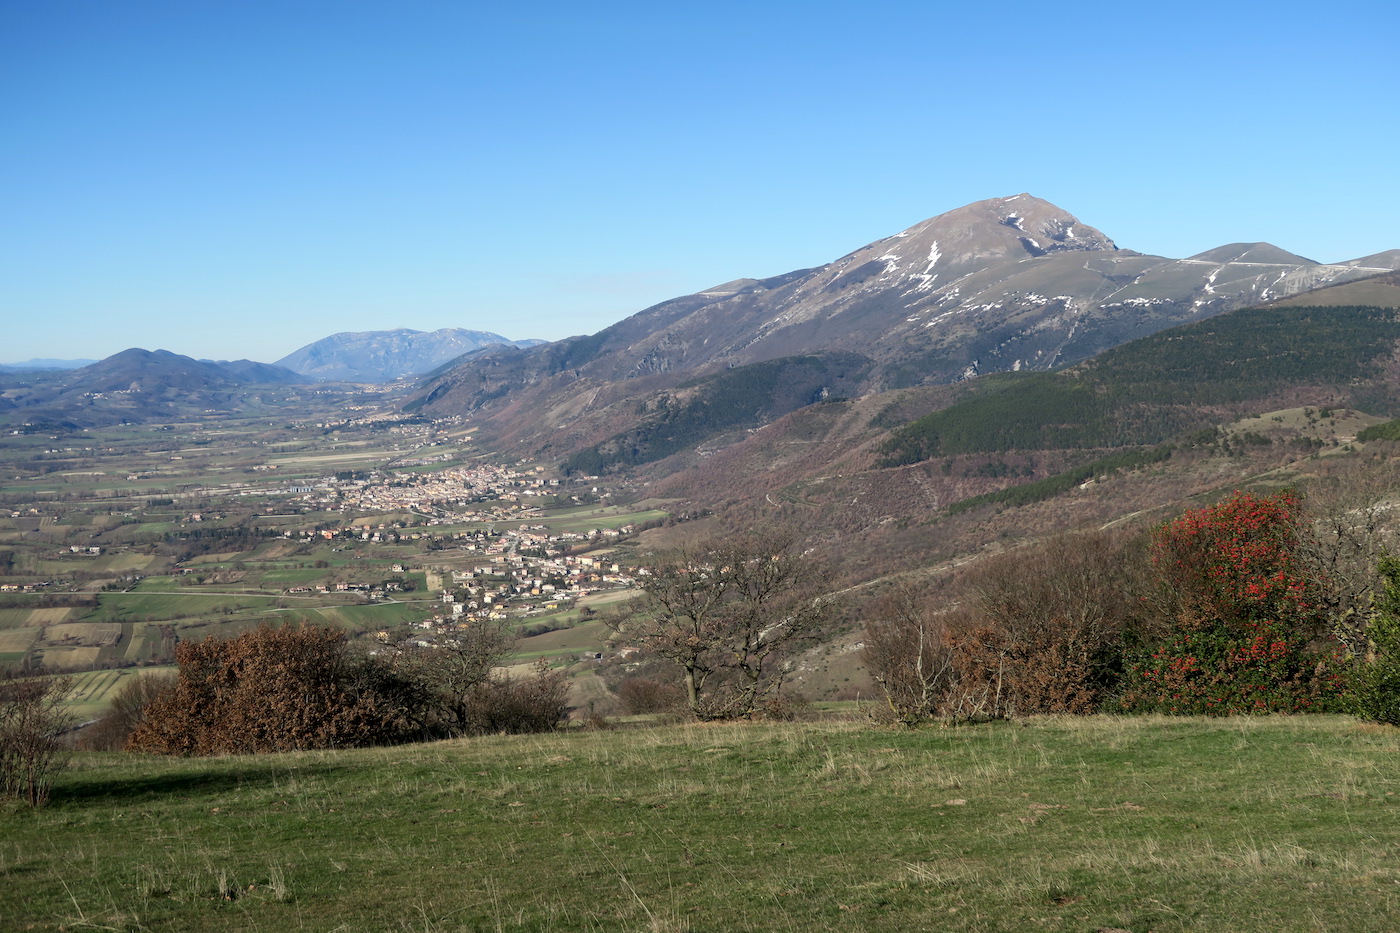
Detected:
left=1187, top=243, right=1318, bottom=265
left=1344, top=249, right=1400, bottom=270
left=905, top=193, right=1117, bottom=254
left=108, top=347, right=163, bottom=361
left=817, top=194, right=1117, bottom=299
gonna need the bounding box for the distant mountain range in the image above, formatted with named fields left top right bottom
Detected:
left=0, top=349, right=308, bottom=430
left=11, top=196, right=1400, bottom=679
left=6, top=192, right=1400, bottom=624
left=0, top=359, right=98, bottom=372
left=0, top=326, right=547, bottom=428
left=9, top=194, right=1400, bottom=472
left=275, top=328, right=545, bottom=382
left=2, top=327, right=543, bottom=386
left=405, top=194, right=1399, bottom=467
left=70, top=348, right=306, bottom=393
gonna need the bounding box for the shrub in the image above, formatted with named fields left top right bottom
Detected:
left=1112, top=628, right=1344, bottom=715
left=759, top=691, right=811, bottom=722
left=0, top=672, right=74, bottom=806
left=1147, top=489, right=1317, bottom=635
left=954, top=530, right=1141, bottom=715
left=461, top=662, right=569, bottom=735
left=863, top=583, right=961, bottom=725
left=128, top=623, right=422, bottom=755
left=863, top=532, right=1141, bottom=722
left=126, top=621, right=573, bottom=755
left=1116, top=490, right=1344, bottom=715
left=615, top=677, right=684, bottom=715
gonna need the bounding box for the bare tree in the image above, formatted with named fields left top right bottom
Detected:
left=609, top=530, right=837, bottom=720
left=863, top=581, right=960, bottom=725
left=1298, top=459, right=1400, bottom=651
left=394, top=619, right=517, bottom=736
left=0, top=671, right=75, bottom=806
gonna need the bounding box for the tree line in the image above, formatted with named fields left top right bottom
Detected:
left=597, top=472, right=1400, bottom=727
left=865, top=478, right=1400, bottom=725
left=563, top=352, right=872, bottom=475
left=879, top=305, right=1400, bottom=467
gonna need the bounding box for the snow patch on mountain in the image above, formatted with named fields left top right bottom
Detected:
left=1202, top=267, right=1221, bottom=295
left=1106, top=297, right=1165, bottom=308
left=923, top=309, right=964, bottom=329
left=924, top=242, right=942, bottom=275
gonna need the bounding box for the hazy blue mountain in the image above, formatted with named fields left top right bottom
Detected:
left=0, top=349, right=308, bottom=430
left=0, top=358, right=98, bottom=372
left=204, top=358, right=308, bottom=384
left=62, top=349, right=302, bottom=392
left=275, top=328, right=544, bottom=382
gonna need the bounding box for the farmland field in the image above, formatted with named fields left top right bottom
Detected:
left=0, top=626, right=38, bottom=656
left=58, top=668, right=153, bottom=720
left=93, top=552, right=161, bottom=573
left=305, top=601, right=438, bottom=629
left=26, top=607, right=78, bottom=624
left=516, top=620, right=611, bottom=660
left=0, top=607, right=75, bottom=628
left=35, top=645, right=103, bottom=667
left=82, top=592, right=283, bottom=623
left=45, top=622, right=122, bottom=644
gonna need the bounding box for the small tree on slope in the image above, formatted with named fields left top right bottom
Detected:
left=609, top=531, right=837, bottom=721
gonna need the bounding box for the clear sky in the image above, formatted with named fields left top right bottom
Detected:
left=3, top=0, right=1397, bottom=364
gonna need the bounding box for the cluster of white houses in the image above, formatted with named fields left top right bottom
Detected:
left=291, top=463, right=571, bottom=522
left=409, top=537, right=636, bottom=629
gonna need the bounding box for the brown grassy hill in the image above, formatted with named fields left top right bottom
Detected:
left=1267, top=270, right=1400, bottom=310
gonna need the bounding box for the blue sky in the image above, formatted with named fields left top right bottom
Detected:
left=3, top=0, right=1397, bottom=364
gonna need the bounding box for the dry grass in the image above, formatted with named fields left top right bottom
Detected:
left=4, top=716, right=1400, bottom=931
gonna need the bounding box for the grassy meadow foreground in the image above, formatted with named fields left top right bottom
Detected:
left=3, top=716, right=1399, bottom=932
